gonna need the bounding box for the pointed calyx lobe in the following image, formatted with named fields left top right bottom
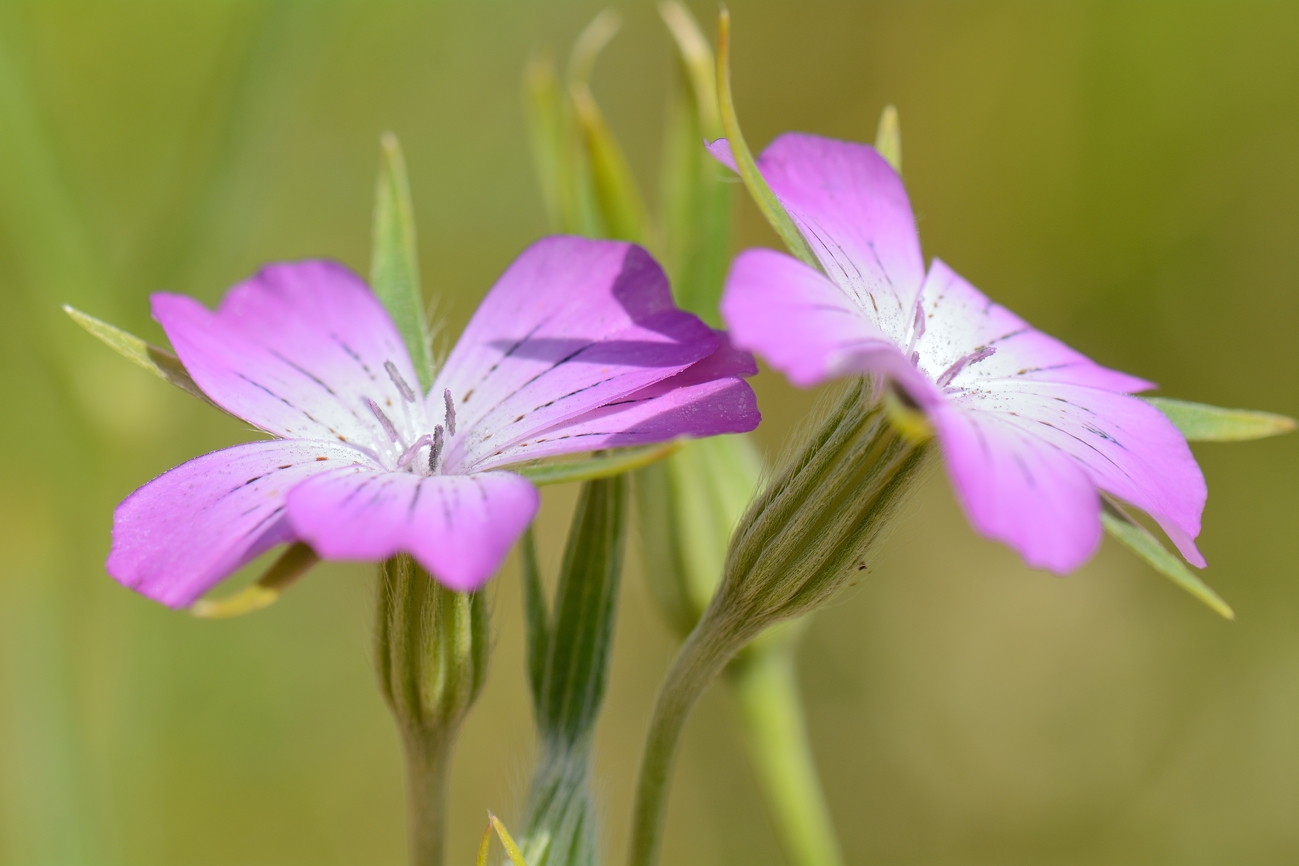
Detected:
left=717, top=132, right=1204, bottom=573
left=109, top=236, right=758, bottom=607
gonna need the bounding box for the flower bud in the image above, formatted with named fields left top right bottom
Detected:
left=706, top=378, right=933, bottom=651
left=374, top=554, right=488, bottom=866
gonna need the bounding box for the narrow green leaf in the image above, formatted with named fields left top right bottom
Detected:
left=191, top=543, right=319, bottom=619
left=523, top=52, right=592, bottom=235
left=513, top=441, right=682, bottom=486
left=489, top=813, right=530, bottom=866
left=568, top=11, right=652, bottom=245
left=1144, top=396, right=1296, bottom=442
left=874, top=104, right=901, bottom=173
left=519, top=527, right=550, bottom=711
left=715, top=8, right=819, bottom=269
left=64, top=305, right=214, bottom=406
left=1101, top=499, right=1233, bottom=620
left=660, top=2, right=720, bottom=139
left=659, top=0, right=732, bottom=323
left=370, top=132, right=433, bottom=391
left=476, top=822, right=493, bottom=866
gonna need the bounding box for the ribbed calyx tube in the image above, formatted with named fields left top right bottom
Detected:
left=628, top=378, right=934, bottom=866
left=520, top=476, right=629, bottom=866
left=374, top=555, right=489, bottom=866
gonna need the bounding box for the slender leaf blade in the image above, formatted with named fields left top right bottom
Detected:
left=715, top=9, right=818, bottom=269
left=568, top=11, right=651, bottom=245
left=874, top=104, right=901, bottom=173
left=370, top=132, right=433, bottom=391
left=659, top=0, right=732, bottom=323
left=489, top=813, right=530, bottom=866
left=1144, top=396, right=1295, bottom=442
left=513, top=441, right=681, bottom=486
left=1101, top=499, right=1233, bottom=620
left=191, top=543, right=319, bottom=619
left=64, top=305, right=213, bottom=405
left=524, top=51, right=590, bottom=235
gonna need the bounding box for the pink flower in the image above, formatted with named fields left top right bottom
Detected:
left=109, top=236, right=758, bottom=606
left=716, top=133, right=1204, bottom=573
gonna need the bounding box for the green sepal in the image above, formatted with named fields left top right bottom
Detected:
left=520, top=527, right=551, bottom=710
left=659, top=1, right=732, bottom=324
left=190, top=542, right=319, bottom=619
left=64, top=305, right=214, bottom=407
left=1101, top=497, right=1233, bottom=620
left=715, top=9, right=819, bottom=270
left=1144, top=396, right=1296, bottom=442
left=568, top=11, right=652, bottom=245
left=370, top=132, right=434, bottom=391
left=514, top=441, right=681, bottom=487
left=874, top=104, right=901, bottom=173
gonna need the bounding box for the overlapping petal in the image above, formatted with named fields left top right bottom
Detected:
left=106, top=440, right=372, bottom=608
left=285, top=468, right=539, bottom=591
left=153, top=260, right=426, bottom=465
left=473, top=334, right=761, bottom=468
left=720, top=247, right=937, bottom=401
left=434, top=237, right=724, bottom=472
left=711, top=134, right=926, bottom=344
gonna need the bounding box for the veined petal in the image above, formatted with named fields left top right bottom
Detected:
left=432, top=237, right=720, bottom=471
left=106, top=440, right=371, bottom=608
left=476, top=335, right=760, bottom=468
left=931, top=404, right=1103, bottom=573
left=153, top=261, right=428, bottom=464
left=721, top=248, right=934, bottom=399
left=285, top=469, right=539, bottom=591
left=715, top=133, right=927, bottom=344
left=966, top=381, right=1206, bottom=566
left=916, top=260, right=1154, bottom=393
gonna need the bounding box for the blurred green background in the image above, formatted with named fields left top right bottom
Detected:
left=2, top=1, right=1297, bottom=864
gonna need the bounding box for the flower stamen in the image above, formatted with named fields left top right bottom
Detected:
left=384, top=360, right=417, bottom=402
left=428, top=425, right=445, bottom=473
left=444, top=388, right=457, bottom=436
left=396, top=434, right=434, bottom=470
left=936, top=345, right=996, bottom=388
left=366, top=397, right=401, bottom=442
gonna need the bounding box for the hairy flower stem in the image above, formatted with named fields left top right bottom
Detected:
left=375, top=555, right=488, bottom=866
left=628, top=380, right=933, bottom=866
left=726, top=639, right=844, bottom=866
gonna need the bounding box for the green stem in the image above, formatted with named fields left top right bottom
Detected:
left=726, top=643, right=844, bottom=866
left=627, top=610, right=744, bottom=866
left=400, top=728, right=453, bottom=866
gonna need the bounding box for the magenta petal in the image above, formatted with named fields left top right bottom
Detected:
left=285, top=469, right=539, bottom=591
left=106, top=440, right=372, bottom=608
left=916, top=260, right=1155, bottom=393
left=932, top=404, right=1103, bottom=573
left=973, top=381, right=1207, bottom=567
left=433, top=237, right=720, bottom=471
left=475, top=335, right=760, bottom=467
left=721, top=248, right=936, bottom=400
left=753, top=133, right=927, bottom=344
left=153, top=260, right=427, bottom=461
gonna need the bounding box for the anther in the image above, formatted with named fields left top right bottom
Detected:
left=396, top=434, right=433, bottom=469
left=910, top=302, right=927, bottom=345
left=936, top=345, right=997, bottom=388
left=384, top=360, right=416, bottom=403
left=443, top=388, right=457, bottom=436
left=365, top=397, right=400, bottom=442
left=428, top=425, right=444, bottom=473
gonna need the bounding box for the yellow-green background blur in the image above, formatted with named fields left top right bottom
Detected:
left=2, top=2, right=1297, bottom=864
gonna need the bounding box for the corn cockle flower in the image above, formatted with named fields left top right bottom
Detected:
left=108, top=236, right=759, bottom=607
left=715, top=133, right=1205, bottom=573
